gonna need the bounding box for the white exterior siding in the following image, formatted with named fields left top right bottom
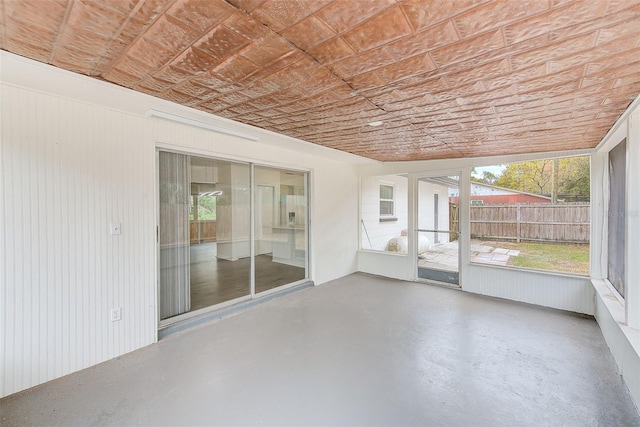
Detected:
left=360, top=175, right=408, bottom=251
left=0, top=52, right=363, bottom=397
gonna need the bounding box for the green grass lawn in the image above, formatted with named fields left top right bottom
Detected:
left=506, top=242, right=589, bottom=275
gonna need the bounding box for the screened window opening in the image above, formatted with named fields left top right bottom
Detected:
left=467, top=156, right=590, bottom=275
left=607, top=139, right=626, bottom=298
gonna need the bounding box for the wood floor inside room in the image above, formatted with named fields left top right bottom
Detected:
left=189, top=243, right=306, bottom=311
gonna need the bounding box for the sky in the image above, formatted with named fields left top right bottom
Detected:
left=472, top=164, right=506, bottom=178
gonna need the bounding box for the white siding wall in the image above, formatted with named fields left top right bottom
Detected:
left=360, top=175, right=408, bottom=251
left=0, top=53, right=363, bottom=397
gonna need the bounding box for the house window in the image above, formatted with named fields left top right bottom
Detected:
left=607, top=139, right=626, bottom=298
left=380, top=184, right=395, bottom=219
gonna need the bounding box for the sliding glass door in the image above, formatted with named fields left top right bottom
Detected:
left=254, top=166, right=308, bottom=293
left=158, top=151, right=309, bottom=322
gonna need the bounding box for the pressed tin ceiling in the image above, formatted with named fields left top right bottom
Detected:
left=1, top=0, right=639, bottom=161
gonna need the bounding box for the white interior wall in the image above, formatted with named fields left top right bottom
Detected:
left=0, top=52, right=365, bottom=398
left=591, top=96, right=640, bottom=407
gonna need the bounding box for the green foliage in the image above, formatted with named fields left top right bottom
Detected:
left=471, top=168, right=499, bottom=185
left=494, top=160, right=552, bottom=194
left=491, top=156, right=590, bottom=200
left=190, top=195, right=217, bottom=220
left=558, top=156, right=590, bottom=198
left=197, top=195, right=217, bottom=220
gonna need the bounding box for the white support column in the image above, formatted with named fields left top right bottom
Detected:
left=459, top=167, right=471, bottom=289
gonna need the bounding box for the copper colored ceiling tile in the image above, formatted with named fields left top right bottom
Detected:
left=431, top=29, right=506, bottom=68
left=510, top=32, right=599, bottom=71
left=191, top=25, right=252, bottom=62
left=252, top=0, right=331, bottom=27
left=2, top=0, right=640, bottom=162
left=136, top=76, right=176, bottom=93
left=224, top=10, right=269, bottom=40
left=329, top=46, right=395, bottom=78
left=151, top=64, right=199, bottom=84
left=342, top=7, right=413, bottom=53
left=584, top=47, right=640, bottom=76
left=239, top=34, right=293, bottom=66
left=281, top=15, right=335, bottom=51
left=503, top=1, right=609, bottom=45
left=375, top=54, right=437, bottom=85
left=401, top=0, right=484, bottom=31
left=167, top=0, right=235, bottom=33
left=314, top=0, right=394, bottom=33
left=453, top=0, right=550, bottom=39
left=211, top=55, right=262, bottom=82
left=385, top=20, right=460, bottom=59
left=443, top=58, right=511, bottom=87
left=307, top=36, right=355, bottom=65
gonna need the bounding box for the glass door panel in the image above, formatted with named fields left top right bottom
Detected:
left=190, top=158, right=250, bottom=309
left=254, top=166, right=308, bottom=293
left=159, top=153, right=251, bottom=321
left=417, top=175, right=460, bottom=285
left=159, top=152, right=191, bottom=319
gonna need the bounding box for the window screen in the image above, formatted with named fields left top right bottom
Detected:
left=608, top=139, right=626, bottom=298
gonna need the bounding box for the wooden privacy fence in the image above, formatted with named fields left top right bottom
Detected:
left=470, top=203, right=590, bottom=243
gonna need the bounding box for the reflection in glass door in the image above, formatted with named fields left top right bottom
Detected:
left=159, top=152, right=309, bottom=323
left=416, top=175, right=460, bottom=285
left=159, top=152, right=251, bottom=321
left=254, top=166, right=308, bottom=294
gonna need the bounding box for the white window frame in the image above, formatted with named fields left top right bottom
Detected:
left=379, top=183, right=396, bottom=221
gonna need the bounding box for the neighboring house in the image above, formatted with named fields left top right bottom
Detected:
left=361, top=175, right=451, bottom=251
left=450, top=182, right=552, bottom=204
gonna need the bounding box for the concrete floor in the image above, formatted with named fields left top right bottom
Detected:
left=1, top=273, right=638, bottom=426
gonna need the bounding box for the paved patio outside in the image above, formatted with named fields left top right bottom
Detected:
left=418, top=239, right=520, bottom=272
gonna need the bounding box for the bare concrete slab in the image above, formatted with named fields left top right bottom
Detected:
left=1, top=273, right=638, bottom=426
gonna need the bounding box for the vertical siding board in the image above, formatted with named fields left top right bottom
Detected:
left=1, top=84, right=159, bottom=395
left=2, top=87, right=16, bottom=393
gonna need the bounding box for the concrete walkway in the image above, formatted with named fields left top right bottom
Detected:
left=419, top=239, right=520, bottom=271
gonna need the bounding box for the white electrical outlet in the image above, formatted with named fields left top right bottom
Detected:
left=110, top=308, right=122, bottom=322
left=109, top=223, right=122, bottom=236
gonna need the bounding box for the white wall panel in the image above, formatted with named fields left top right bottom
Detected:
left=0, top=52, right=362, bottom=397
left=0, top=85, right=158, bottom=396
left=464, top=265, right=594, bottom=315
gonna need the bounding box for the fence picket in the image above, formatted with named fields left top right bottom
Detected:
left=469, top=203, right=590, bottom=243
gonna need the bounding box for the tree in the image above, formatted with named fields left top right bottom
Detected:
left=471, top=168, right=499, bottom=185
left=492, top=156, right=590, bottom=201
left=558, top=156, right=590, bottom=199
left=494, top=160, right=553, bottom=194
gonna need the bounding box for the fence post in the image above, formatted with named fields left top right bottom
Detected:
left=516, top=204, right=521, bottom=243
